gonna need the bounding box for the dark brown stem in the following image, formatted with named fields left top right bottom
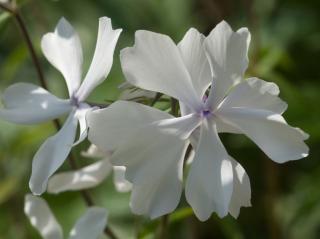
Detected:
left=150, top=92, right=163, bottom=106
left=0, top=3, right=48, bottom=90
left=1, top=3, right=118, bottom=238
left=104, top=227, right=118, bottom=239
left=170, top=98, right=179, bottom=116
left=159, top=215, right=169, bottom=239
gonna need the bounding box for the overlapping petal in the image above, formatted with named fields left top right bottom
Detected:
left=120, top=30, right=201, bottom=110
left=25, top=195, right=107, bottom=239
left=41, top=18, right=83, bottom=96
left=0, top=83, right=71, bottom=124
left=205, top=21, right=251, bottom=108
left=29, top=111, right=78, bottom=195
left=228, top=158, right=251, bottom=218
left=69, top=207, right=107, bottom=239
left=88, top=100, right=172, bottom=152
left=178, top=28, right=212, bottom=97
left=76, top=17, right=122, bottom=101
left=73, top=104, right=93, bottom=146
left=47, top=158, right=112, bottom=194
left=111, top=126, right=188, bottom=219
left=24, top=194, right=63, bottom=239
left=113, top=166, right=132, bottom=192
left=185, top=120, right=233, bottom=221
left=217, top=108, right=309, bottom=163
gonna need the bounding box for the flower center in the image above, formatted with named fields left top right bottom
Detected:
left=71, top=95, right=80, bottom=108
left=201, top=108, right=213, bottom=118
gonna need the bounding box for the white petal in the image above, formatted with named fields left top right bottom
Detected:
left=205, top=21, right=251, bottom=107
left=76, top=17, right=122, bottom=101
left=215, top=116, right=242, bottom=134
left=228, top=158, right=251, bottom=218
left=179, top=101, right=193, bottom=116
left=120, top=30, right=201, bottom=110
left=73, top=104, right=93, bottom=146
left=69, top=207, right=107, bottom=239
left=185, top=120, right=233, bottom=221
left=29, top=111, right=78, bottom=195
left=47, top=158, right=112, bottom=194
left=113, top=166, right=132, bottom=192
left=219, top=77, right=288, bottom=114
left=81, top=144, right=110, bottom=158
left=111, top=126, right=188, bottom=219
left=24, top=194, right=63, bottom=239
left=0, top=83, right=71, bottom=124
left=217, top=108, right=309, bottom=163
left=178, top=28, right=212, bottom=97
left=152, top=113, right=201, bottom=140
left=88, top=100, right=172, bottom=152
left=41, top=18, right=83, bottom=97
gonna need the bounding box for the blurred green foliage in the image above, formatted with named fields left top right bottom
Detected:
left=0, top=0, right=319, bottom=238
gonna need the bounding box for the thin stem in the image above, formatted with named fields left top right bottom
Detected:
left=150, top=92, right=163, bottom=106
left=0, top=2, right=13, bottom=13
left=0, top=3, right=47, bottom=89
left=1, top=3, right=118, bottom=239
left=159, top=215, right=169, bottom=239
left=170, top=98, right=179, bottom=116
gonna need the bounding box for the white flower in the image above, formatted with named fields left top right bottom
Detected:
left=47, top=144, right=132, bottom=194
left=88, top=21, right=309, bottom=221
left=24, top=194, right=107, bottom=239
left=0, top=17, right=122, bottom=195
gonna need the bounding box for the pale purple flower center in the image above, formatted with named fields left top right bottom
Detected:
left=200, top=108, right=213, bottom=118
left=199, top=94, right=212, bottom=118
left=71, top=95, right=80, bottom=108
left=202, top=109, right=211, bottom=117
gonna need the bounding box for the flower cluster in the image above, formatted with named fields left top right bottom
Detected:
left=0, top=16, right=309, bottom=237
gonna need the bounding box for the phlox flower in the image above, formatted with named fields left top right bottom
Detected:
left=88, top=21, right=309, bottom=221
left=0, top=17, right=121, bottom=195
left=24, top=194, right=107, bottom=239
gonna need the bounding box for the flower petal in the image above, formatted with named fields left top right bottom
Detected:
left=205, top=21, right=251, bottom=108
left=228, top=158, right=251, bottom=218
left=219, top=78, right=287, bottom=114
left=113, top=166, right=132, bottom=192
left=76, top=17, right=122, bottom=101
left=120, top=30, right=201, bottom=110
left=217, top=108, right=309, bottom=163
left=88, top=100, right=172, bottom=152
left=178, top=28, right=212, bottom=97
left=24, top=194, right=63, bottom=239
left=152, top=113, right=201, bottom=140
left=41, top=18, right=83, bottom=97
left=111, top=126, right=188, bottom=219
left=81, top=144, right=109, bottom=158
left=0, top=83, right=71, bottom=124
left=47, top=158, right=112, bottom=194
left=69, top=207, right=107, bottom=239
left=185, top=120, right=233, bottom=221
left=29, top=111, right=78, bottom=195
left=73, top=104, right=93, bottom=146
